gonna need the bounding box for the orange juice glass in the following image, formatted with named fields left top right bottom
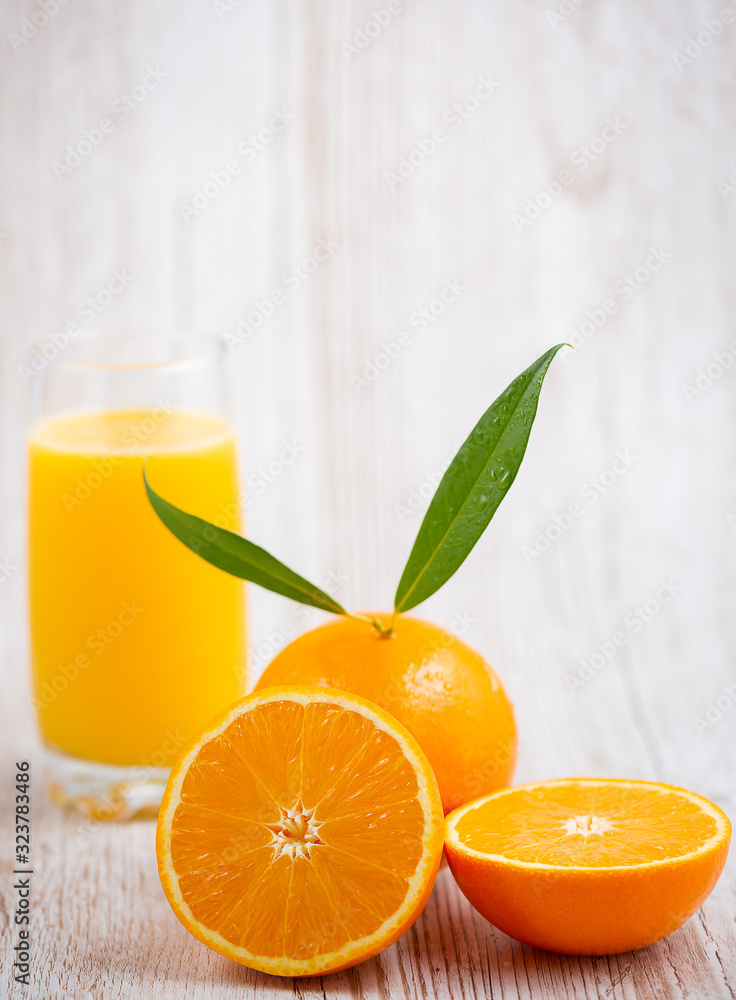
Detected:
left=28, top=329, right=246, bottom=818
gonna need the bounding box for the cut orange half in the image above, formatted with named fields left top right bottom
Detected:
left=157, top=687, right=444, bottom=977
left=444, top=778, right=731, bottom=955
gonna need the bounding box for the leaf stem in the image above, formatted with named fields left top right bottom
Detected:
left=347, top=611, right=394, bottom=639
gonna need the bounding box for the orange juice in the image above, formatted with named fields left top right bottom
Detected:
left=28, top=408, right=245, bottom=767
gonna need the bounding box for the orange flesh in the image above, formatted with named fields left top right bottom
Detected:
left=454, top=781, right=722, bottom=867
left=169, top=699, right=428, bottom=960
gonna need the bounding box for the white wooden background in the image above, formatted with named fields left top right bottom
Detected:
left=1, top=0, right=735, bottom=997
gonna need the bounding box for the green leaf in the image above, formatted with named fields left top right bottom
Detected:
left=143, top=470, right=348, bottom=616
left=394, top=344, right=567, bottom=614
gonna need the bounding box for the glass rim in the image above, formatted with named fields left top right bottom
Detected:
left=29, top=326, right=227, bottom=374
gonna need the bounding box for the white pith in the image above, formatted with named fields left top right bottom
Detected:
left=266, top=800, right=325, bottom=860
left=562, top=814, right=614, bottom=837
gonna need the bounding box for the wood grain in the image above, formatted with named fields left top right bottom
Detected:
left=1, top=0, right=735, bottom=997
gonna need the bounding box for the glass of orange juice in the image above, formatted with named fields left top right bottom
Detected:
left=27, top=328, right=246, bottom=818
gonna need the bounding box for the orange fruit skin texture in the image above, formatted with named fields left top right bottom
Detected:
left=156, top=687, right=445, bottom=977
left=255, top=613, right=518, bottom=814
left=444, top=779, right=732, bottom=955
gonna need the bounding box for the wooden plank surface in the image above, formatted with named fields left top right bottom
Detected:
left=1, top=0, right=735, bottom=997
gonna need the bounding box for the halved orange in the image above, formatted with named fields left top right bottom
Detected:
left=444, top=778, right=731, bottom=955
left=156, top=687, right=444, bottom=976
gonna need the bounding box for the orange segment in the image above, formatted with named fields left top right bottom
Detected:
left=445, top=778, right=731, bottom=955
left=157, top=687, right=444, bottom=976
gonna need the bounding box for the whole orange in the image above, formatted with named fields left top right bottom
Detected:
left=254, top=613, right=517, bottom=813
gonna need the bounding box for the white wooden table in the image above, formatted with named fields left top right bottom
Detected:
left=1, top=1, right=735, bottom=996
